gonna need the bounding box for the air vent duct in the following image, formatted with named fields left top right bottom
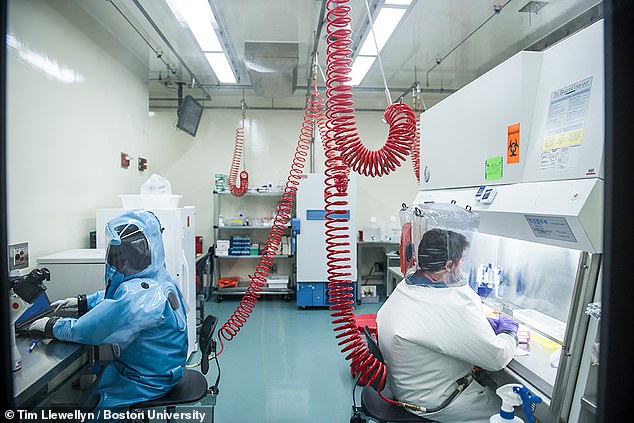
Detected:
left=244, top=41, right=299, bottom=98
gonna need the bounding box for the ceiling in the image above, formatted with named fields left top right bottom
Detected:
left=52, top=0, right=602, bottom=111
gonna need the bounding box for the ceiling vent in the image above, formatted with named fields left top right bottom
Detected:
left=244, top=41, right=299, bottom=98
left=518, top=1, right=549, bottom=14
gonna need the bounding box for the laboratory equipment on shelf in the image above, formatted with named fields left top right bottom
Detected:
left=8, top=268, right=50, bottom=371
left=212, top=190, right=295, bottom=302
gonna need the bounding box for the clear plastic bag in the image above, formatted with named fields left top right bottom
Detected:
left=140, top=173, right=172, bottom=195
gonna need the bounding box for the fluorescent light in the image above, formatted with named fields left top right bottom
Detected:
left=359, top=7, right=406, bottom=55
left=349, top=56, right=376, bottom=86
left=205, top=53, right=237, bottom=83
left=166, top=0, right=222, bottom=51
left=385, top=0, right=412, bottom=5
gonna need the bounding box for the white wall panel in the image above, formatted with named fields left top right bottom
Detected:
left=7, top=0, right=150, bottom=264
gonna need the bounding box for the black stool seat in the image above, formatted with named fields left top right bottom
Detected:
left=361, top=386, right=436, bottom=422
left=131, top=369, right=208, bottom=409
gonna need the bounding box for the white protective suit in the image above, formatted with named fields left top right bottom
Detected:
left=376, top=274, right=517, bottom=423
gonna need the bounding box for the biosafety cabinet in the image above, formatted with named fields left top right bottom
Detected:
left=414, top=20, right=604, bottom=423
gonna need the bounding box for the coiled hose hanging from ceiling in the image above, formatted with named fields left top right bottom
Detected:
left=215, top=82, right=324, bottom=355
left=324, top=1, right=417, bottom=178
left=323, top=0, right=416, bottom=406
left=228, top=102, right=249, bottom=197
left=412, top=84, right=423, bottom=184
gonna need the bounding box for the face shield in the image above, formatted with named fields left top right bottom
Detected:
left=106, top=223, right=152, bottom=277
left=401, top=203, right=479, bottom=287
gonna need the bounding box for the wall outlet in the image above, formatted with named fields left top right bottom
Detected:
left=8, top=242, right=29, bottom=271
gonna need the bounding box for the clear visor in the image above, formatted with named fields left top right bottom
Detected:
left=106, top=223, right=151, bottom=277
left=400, top=203, right=479, bottom=285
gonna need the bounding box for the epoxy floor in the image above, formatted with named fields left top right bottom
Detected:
left=190, top=295, right=383, bottom=423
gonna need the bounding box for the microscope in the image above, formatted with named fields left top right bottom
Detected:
left=8, top=268, right=50, bottom=371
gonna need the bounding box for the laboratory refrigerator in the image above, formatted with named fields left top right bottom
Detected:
left=96, top=206, right=197, bottom=358
left=296, top=173, right=357, bottom=307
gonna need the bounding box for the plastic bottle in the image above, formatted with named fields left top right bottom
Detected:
left=490, top=384, right=524, bottom=422
left=364, top=217, right=382, bottom=242
left=496, top=266, right=504, bottom=297
left=385, top=216, right=400, bottom=241
left=218, top=214, right=224, bottom=227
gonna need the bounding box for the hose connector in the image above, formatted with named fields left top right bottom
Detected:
left=399, top=401, right=427, bottom=413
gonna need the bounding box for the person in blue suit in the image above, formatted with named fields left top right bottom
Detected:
left=29, top=209, right=188, bottom=412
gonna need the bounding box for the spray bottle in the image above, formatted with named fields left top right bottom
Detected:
left=490, top=383, right=542, bottom=423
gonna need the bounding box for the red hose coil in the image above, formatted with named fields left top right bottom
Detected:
left=216, top=86, right=323, bottom=354
left=228, top=118, right=249, bottom=197
left=323, top=0, right=412, bottom=405
left=412, top=117, right=421, bottom=183
left=324, top=1, right=416, bottom=178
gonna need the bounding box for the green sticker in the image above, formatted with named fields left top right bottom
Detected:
left=485, top=156, right=503, bottom=180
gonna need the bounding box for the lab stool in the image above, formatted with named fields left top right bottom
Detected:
left=352, top=326, right=436, bottom=423
left=130, top=369, right=208, bottom=422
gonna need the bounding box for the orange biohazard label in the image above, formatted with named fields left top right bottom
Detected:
left=507, top=123, right=520, bottom=164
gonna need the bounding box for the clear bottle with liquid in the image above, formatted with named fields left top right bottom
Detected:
left=385, top=216, right=400, bottom=241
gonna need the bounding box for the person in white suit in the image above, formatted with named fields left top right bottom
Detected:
left=377, top=227, right=518, bottom=423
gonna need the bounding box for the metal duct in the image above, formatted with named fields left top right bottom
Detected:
left=244, top=41, right=299, bottom=98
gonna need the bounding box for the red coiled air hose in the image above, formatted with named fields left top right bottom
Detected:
left=323, top=0, right=412, bottom=405
left=216, top=85, right=324, bottom=355
left=228, top=117, right=249, bottom=197
left=412, top=117, right=421, bottom=183
left=324, top=0, right=416, bottom=178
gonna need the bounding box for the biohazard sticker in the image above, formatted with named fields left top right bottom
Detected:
left=507, top=123, right=520, bottom=164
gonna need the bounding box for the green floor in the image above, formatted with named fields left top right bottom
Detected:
left=191, top=295, right=383, bottom=423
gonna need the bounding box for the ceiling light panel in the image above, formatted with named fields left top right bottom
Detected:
left=165, top=0, right=222, bottom=51
left=384, top=0, right=413, bottom=5
left=350, top=56, right=376, bottom=86
left=205, top=53, right=237, bottom=83
left=358, top=7, right=407, bottom=55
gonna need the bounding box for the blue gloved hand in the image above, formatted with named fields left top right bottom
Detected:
left=495, top=316, right=519, bottom=335
left=486, top=317, right=499, bottom=332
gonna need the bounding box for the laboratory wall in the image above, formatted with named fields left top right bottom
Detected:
left=6, top=0, right=152, bottom=264
left=7, top=0, right=420, bottom=267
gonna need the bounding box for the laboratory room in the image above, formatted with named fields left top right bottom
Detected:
left=1, top=0, right=632, bottom=422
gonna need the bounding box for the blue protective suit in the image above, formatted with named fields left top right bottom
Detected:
left=52, top=209, right=188, bottom=409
